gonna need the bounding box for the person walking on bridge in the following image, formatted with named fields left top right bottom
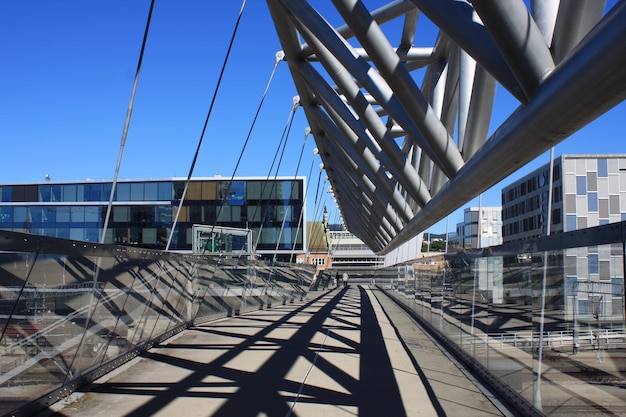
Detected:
left=342, top=272, right=349, bottom=288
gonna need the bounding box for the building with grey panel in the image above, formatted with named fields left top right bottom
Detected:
left=502, top=155, right=626, bottom=242
left=456, top=206, right=502, bottom=250
left=502, top=155, right=626, bottom=322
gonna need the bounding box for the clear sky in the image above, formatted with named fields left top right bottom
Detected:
left=1, top=1, right=624, bottom=234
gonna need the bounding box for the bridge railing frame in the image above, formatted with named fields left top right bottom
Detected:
left=0, top=230, right=315, bottom=417
left=379, top=221, right=626, bottom=417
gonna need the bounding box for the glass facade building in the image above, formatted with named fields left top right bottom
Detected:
left=0, top=177, right=305, bottom=259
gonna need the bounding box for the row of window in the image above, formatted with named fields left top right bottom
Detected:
left=0, top=180, right=303, bottom=203
left=502, top=165, right=562, bottom=204
left=503, top=192, right=548, bottom=220
left=5, top=225, right=303, bottom=251
left=502, top=209, right=563, bottom=237
left=0, top=203, right=303, bottom=226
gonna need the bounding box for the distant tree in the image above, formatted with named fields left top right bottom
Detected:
left=422, top=240, right=446, bottom=252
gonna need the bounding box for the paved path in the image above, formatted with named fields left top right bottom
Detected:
left=40, top=286, right=512, bottom=417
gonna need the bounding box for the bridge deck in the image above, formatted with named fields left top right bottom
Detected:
left=40, top=286, right=511, bottom=417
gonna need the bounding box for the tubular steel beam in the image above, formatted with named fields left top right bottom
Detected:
left=267, top=0, right=626, bottom=255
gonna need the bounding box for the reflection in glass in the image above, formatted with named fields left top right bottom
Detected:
left=383, top=234, right=626, bottom=417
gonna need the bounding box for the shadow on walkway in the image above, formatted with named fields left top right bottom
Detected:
left=42, top=287, right=414, bottom=416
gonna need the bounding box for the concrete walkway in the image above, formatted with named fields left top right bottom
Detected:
left=40, top=286, right=512, bottom=417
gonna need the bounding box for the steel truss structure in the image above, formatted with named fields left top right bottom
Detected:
left=267, top=0, right=626, bottom=254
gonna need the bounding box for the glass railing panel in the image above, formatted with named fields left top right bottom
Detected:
left=67, top=255, right=120, bottom=379
left=0, top=252, right=87, bottom=414
left=142, top=259, right=189, bottom=342
left=0, top=230, right=315, bottom=416
left=381, top=221, right=626, bottom=417
left=414, top=266, right=430, bottom=320
left=480, top=254, right=535, bottom=404
left=449, top=258, right=476, bottom=354
left=158, top=259, right=194, bottom=334
left=439, top=265, right=463, bottom=347
left=122, top=258, right=172, bottom=350
left=466, top=257, right=490, bottom=366
left=529, top=243, right=626, bottom=415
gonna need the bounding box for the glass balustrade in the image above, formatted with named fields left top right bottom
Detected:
left=380, top=221, right=626, bottom=417
left=0, top=230, right=313, bottom=416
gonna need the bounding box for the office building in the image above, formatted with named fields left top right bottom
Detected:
left=456, top=206, right=503, bottom=249
left=502, top=154, right=626, bottom=241
left=0, top=177, right=306, bottom=260
left=501, top=155, right=626, bottom=321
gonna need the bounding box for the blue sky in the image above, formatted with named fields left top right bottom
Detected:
left=1, top=1, right=624, bottom=234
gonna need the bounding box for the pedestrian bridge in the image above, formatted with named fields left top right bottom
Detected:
left=2, top=222, right=626, bottom=417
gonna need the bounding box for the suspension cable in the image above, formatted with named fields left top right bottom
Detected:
left=268, top=103, right=298, bottom=262
left=273, top=109, right=308, bottom=262
left=251, top=101, right=299, bottom=251
left=166, top=0, right=248, bottom=251
left=307, top=164, right=324, bottom=254
left=202, top=52, right=284, bottom=255
left=101, top=0, right=155, bottom=244
left=290, top=130, right=314, bottom=263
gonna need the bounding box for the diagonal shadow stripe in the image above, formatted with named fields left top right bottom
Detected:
left=357, top=286, right=407, bottom=417
left=209, top=288, right=355, bottom=417
left=117, top=288, right=349, bottom=417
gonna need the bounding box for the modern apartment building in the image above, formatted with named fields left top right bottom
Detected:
left=0, top=177, right=306, bottom=260
left=456, top=206, right=503, bottom=249
left=501, top=155, right=626, bottom=321
left=502, top=154, right=626, bottom=242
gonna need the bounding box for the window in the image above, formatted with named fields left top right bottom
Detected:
left=144, top=182, right=158, bottom=200
left=158, top=182, right=173, bottom=201
left=202, top=182, right=217, bottom=200
left=84, top=184, right=103, bottom=201
left=63, top=185, right=77, bottom=202
left=173, top=182, right=185, bottom=200
left=117, top=183, right=130, bottom=201
left=576, top=176, right=586, bottom=196
left=71, top=207, right=85, bottom=223
left=142, top=228, right=157, bottom=244
left=229, top=181, right=245, bottom=205
left=217, top=206, right=231, bottom=222
left=587, top=171, right=598, bottom=192
left=612, top=278, right=623, bottom=297
left=39, top=185, right=62, bottom=202
left=12, top=185, right=38, bottom=202
left=131, top=206, right=155, bottom=223
left=0, top=207, right=13, bottom=223
left=246, top=181, right=262, bottom=200
left=57, top=207, right=71, bottom=223
left=85, top=206, right=101, bottom=223
left=70, top=228, right=85, bottom=241
left=189, top=205, right=202, bottom=222
left=130, top=183, right=144, bottom=201
left=85, top=228, right=100, bottom=242
left=598, top=158, right=608, bottom=177
left=1, top=186, right=11, bottom=202
left=247, top=206, right=261, bottom=222
left=231, top=206, right=242, bottom=222
left=203, top=205, right=216, bottom=223
left=187, top=182, right=202, bottom=200
left=566, top=215, right=576, bottom=231
left=588, top=193, right=598, bottom=212
left=156, top=206, right=172, bottom=223
left=588, top=254, right=599, bottom=275
left=114, top=206, right=130, bottom=222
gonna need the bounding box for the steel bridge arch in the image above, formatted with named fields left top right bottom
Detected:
left=267, top=0, right=626, bottom=255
